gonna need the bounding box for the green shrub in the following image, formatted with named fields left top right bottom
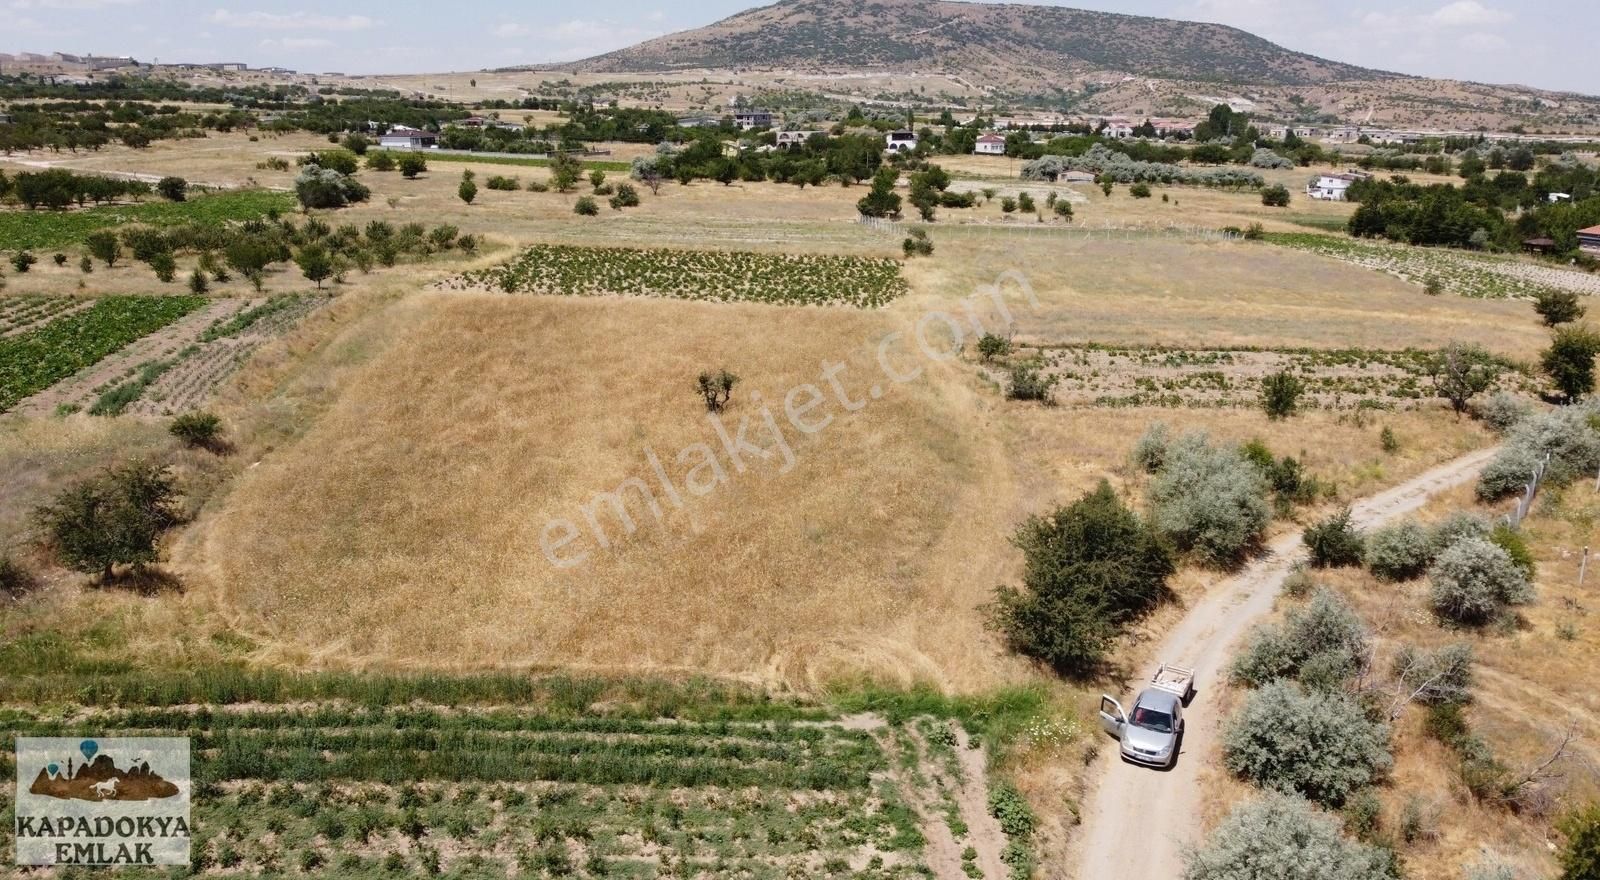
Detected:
left=1150, top=432, right=1271, bottom=566
left=1304, top=508, right=1364, bottom=569
left=1260, top=370, right=1306, bottom=420
left=1478, top=405, right=1600, bottom=500
left=1365, top=521, right=1433, bottom=581
left=988, top=481, right=1174, bottom=675
left=486, top=175, right=520, bottom=191
left=1380, top=426, right=1399, bottom=453
left=1430, top=511, right=1493, bottom=554
left=1261, top=184, right=1292, bottom=207
left=902, top=228, right=934, bottom=257
left=365, top=152, right=396, bottom=172
left=1543, top=325, right=1600, bottom=401
left=149, top=251, right=177, bottom=282
left=1132, top=421, right=1170, bottom=473
left=1130, top=183, right=1153, bottom=198
left=169, top=411, right=223, bottom=450
left=987, top=782, right=1036, bottom=838
left=1184, top=792, right=1397, bottom=880
left=609, top=183, right=640, bottom=209
left=458, top=177, right=477, bottom=205
left=1006, top=361, right=1058, bottom=403
left=1489, top=523, right=1536, bottom=581
left=156, top=176, right=188, bottom=202
left=295, top=166, right=370, bottom=210
left=11, top=250, right=37, bottom=273
left=1222, top=681, right=1392, bottom=807
left=1232, top=589, right=1369, bottom=689
left=33, top=461, right=181, bottom=582
left=187, top=268, right=209, bottom=294
left=1558, top=803, right=1600, bottom=880
left=398, top=153, right=428, bottom=179
left=0, top=556, right=37, bottom=598
left=1428, top=537, right=1534, bottom=626
left=976, top=333, right=1012, bottom=362
left=574, top=196, right=599, bottom=216
left=1473, top=392, right=1532, bottom=433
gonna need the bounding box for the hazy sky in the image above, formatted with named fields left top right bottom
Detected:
left=5, top=0, right=1589, bottom=94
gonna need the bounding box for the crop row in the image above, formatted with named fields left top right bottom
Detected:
left=0, top=295, right=207, bottom=411
left=1266, top=232, right=1600, bottom=299
left=0, top=295, right=84, bottom=335
left=446, top=243, right=908, bottom=308
left=0, top=190, right=297, bottom=252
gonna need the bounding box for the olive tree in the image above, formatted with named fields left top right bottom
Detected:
left=1184, top=792, right=1396, bottom=880
left=1222, top=681, right=1392, bottom=807
left=33, top=461, right=181, bottom=583
left=1428, top=342, right=1500, bottom=417
left=1232, top=588, right=1370, bottom=690
left=1365, top=520, right=1433, bottom=582
left=1428, top=537, right=1534, bottom=626
left=1150, top=432, right=1271, bottom=566
left=1477, top=405, right=1600, bottom=500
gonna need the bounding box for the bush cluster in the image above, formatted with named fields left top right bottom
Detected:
left=1221, top=681, right=1393, bottom=807
left=1231, top=589, right=1370, bottom=691
left=1477, top=404, right=1600, bottom=500
left=1149, top=432, right=1270, bottom=566
left=1428, top=537, right=1534, bottom=626
left=1184, top=793, right=1397, bottom=880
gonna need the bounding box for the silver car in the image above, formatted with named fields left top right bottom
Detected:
left=1098, top=663, right=1194, bottom=769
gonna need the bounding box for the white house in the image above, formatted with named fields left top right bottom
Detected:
left=885, top=130, right=918, bottom=154
left=974, top=133, right=1006, bottom=155
left=775, top=130, right=823, bottom=150
left=379, top=125, right=439, bottom=149
left=1306, top=172, right=1364, bottom=201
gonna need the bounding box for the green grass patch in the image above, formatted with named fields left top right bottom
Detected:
left=0, top=295, right=207, bottom=411
left=0, top=189, right=295, bottom=251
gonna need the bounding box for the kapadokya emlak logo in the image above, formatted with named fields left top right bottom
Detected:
left=29, top=739, right=181, bottom=802
left=14, top=737, right=191, bottom=867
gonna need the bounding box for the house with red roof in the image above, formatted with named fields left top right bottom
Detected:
left=1579, top=225, right=1600, bottom=258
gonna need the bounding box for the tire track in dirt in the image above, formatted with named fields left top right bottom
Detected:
left=1071, top=446, right=1499, bottom=879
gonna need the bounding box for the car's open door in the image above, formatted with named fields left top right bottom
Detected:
left=1098, top=695, right=1127, bottom=740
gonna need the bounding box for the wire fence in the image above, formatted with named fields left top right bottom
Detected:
left=855, top=215, right=1244, bottom=242
left=1505, top=451, right=1553, bottom=529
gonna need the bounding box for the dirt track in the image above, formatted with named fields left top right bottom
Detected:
left=1071, top=445, right=1499, bottom=879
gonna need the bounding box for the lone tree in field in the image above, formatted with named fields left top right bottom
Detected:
left=1260, top=184, right=1291, bottom=207
left=1542, top=325, right=1600, bottom=402
left=977, top=333, right=1012, bottom=362
left=988, top=480, right=1174, bottom=676
left=696, top=369, right=738, bottom=413
left=398, top=152, right=428, bottom=179
left=294, top=244, right=334, bottom=289
left=1184, top=792, right=1396, bottom=880
left=34, top=461, right=181, bottom=583
left=156, top=176, right=188, bottom=202
left=1427, top=342, right=1500, bottom=416
left=458, top=175, right=478, bottom=205
left=1535, top=290, right=1585, bottom=327
left=1260, top=370, right=1305, bottom=420
left=549, top=152, right=583, bottom=193
left=86, top=230, right=122, bottom=267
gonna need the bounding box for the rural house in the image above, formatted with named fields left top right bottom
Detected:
left=379, top=125, right=439, bottom=149
left=775, top=130, right=823, bottom=150
left=885, top=130, right=918, bottom=153
left=974, top=133, right=1006, bottom=155
left=1306, top=172, right=1364, bottom=201
left=733, top=110, right=773, bottom=130
left=1580, top=225, right=1600, bottom=258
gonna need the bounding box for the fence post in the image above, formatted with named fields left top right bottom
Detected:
left=1581, top=546, right=1590, bottom=586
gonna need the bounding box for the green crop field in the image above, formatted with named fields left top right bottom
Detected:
left=0, top=190, right=296, bottom=252
left=0, top=295, right=208, bottom=411
left=447, top=243, right=909, bottom=308
left=0, top=666, right=1039, bottom=880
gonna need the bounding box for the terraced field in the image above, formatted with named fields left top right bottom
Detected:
left=1266, top=232, right=1600, bottom=299
left=0, top=673, right=1030, bottom=880
left=0, top=296, right=208, bottom=412
left=1022, top=343, right=1539, bottom=410
left=444, top=243, right=909, bottom=308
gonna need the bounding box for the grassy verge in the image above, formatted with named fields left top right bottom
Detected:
left=0, top=190, right=295, bottom=251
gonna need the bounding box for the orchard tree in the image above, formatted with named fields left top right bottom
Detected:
left=1535, top=290, right=1585, bottom=327
left=1543, top=325, right=1600, bottom=402
left=34, top=461, right=181, bottom=583
left=1428, top=342, right=1500, bottom=415
left=294, top=244, right=334, bottom=289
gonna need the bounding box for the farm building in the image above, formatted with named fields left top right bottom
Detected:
left=1580, top=225, right=1600, bottom=258
left=379, top=126, right=439, bottom=149
left=1306, top=172, right=1365, bottom=201
left=885, top=130, right=918, bottom=153
left=974, top=133, right=1006, bottom=155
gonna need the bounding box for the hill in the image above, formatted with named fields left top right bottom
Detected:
left=564, top=0, right=1384, bottom=87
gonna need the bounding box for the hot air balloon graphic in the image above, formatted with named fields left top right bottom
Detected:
left=46, top=763, right=60, bottom=779
left=80, top=740, right=98, bottom=762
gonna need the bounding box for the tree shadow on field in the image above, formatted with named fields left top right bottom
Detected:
left=102, top=566, right=184, bottom=597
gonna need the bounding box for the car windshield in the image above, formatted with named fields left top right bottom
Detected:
left=1131, top=706, right=1174, bottom=734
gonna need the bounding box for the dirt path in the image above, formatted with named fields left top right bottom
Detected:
left=1071, top=446, right=1499, bottom=879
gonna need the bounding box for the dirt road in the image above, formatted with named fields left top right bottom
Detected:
left=1071, top=446, right=1499, bottom=879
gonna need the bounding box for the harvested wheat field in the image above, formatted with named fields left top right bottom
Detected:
left=178, top=292, right=1032, bottom=692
